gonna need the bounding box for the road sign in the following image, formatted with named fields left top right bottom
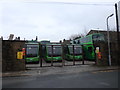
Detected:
left=97, top=52, right=102, bottom=59
left=95, top=47, right=99, bottom=53
left=17, top=51, right=23, bottom=59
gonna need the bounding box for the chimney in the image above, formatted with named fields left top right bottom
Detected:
left=36, top=36, right=38, bottom=41
left=18, top=37, right=20, bottom=40
left=59, top=40, right=62, bottom=43
left=0, top=36, right=3, bottom=40
left=8, top=34, right=14, bottom=40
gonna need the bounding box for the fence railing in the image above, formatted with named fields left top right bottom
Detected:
left=24, top=43, right=96, bottom=68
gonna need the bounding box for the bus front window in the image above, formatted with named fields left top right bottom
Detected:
left=74, top=47, right=82, bottom=55
left=68, top=46, right=82, bottom=55
left=92, top=34, right=105, bottom=41
left=26, top=45, right=38, bottom=57
left=47, top=46, right=62, bottom=56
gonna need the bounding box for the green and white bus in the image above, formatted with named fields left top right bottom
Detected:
left=63, top=44, right=83, bottom=61
left=41, top=44, right=63, bottom=62
left=80, top=33, right=105, bottom=60
left=25, top=42, right=40, bottom=64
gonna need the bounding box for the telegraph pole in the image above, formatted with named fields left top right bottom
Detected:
left=115, top=3, right=120, bottom=65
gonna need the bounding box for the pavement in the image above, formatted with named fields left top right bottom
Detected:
left=1, top=64, right=119, bottom=78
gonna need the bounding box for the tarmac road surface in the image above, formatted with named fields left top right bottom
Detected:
left=2, top=69, right=118, bottom=88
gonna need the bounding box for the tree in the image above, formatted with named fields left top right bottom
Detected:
left=69, top=33, right=85, bottom=40
left=69, top=27, right=88, bottom=40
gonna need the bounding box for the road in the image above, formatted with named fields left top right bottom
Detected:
left=2, top=70, right=118, bottom=88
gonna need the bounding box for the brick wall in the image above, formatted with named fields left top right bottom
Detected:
left=94, top=41, right=119, bottom=66
left=2, top=40, right=26, bottom=72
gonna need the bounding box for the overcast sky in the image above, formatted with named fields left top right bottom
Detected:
left=0, top=0, right=119, bottom=42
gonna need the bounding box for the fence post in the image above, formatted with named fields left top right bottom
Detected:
left=39, top=43, right=42, bottom=67
left=82, top=45, right=84, bottom=65
left=62, top=58, right=65, bottom=66
left=73, top=45, right=75, bottom=65
left=62, top=45, right=65, bottom=66
left=25, top=44, right=27, bottom=69
left=51, top=45, right=53, bottom=66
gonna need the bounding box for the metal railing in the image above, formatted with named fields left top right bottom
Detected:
left=24, top=43, right=95, bottom=68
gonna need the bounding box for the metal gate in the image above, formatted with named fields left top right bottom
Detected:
left=24, top=43, right=96, bottom=69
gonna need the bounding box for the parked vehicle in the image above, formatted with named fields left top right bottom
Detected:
left=80, top=33, right=105, bottom=60
left=63, top=44, right=83, bottom=61
left=41, top=44, right=63, bottom=62
left=25, top=42, right=39, bottom=64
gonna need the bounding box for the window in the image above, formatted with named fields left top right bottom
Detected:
left=92, top=34, right=105, bottom=41
left=80, top=36, right=92, bottom=44
left=73, top=41, right=76, bottom=44
left=68, top=45, right=82, bottom=55
left=47, top=46, right=62, bottom=56
left=26, top=45, right=39, bottom=57
left=74, top=46, right=82, bottom=55
left=77, top=40, right=80, bottom=44
left=68, top=46, right=73, bottom=55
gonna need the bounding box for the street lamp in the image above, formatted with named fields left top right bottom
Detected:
left=106, top=13, right=114, bottom=66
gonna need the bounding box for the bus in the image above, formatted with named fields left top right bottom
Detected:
left=25, top=42, right=40, bottom=64
left=40, top=40, right=50, bottom=44
left=79, top=33, right=105, bottom=60
left=63, top=44, right=82, bottom=61
left=41, top=44, right=63, bottom=62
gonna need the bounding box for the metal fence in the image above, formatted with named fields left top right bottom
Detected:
left=25, top=43, right=96, bottom=68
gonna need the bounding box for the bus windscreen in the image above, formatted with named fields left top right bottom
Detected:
left=74, top=47, right=82, bottom=55
left=47, top=46, right=62, bottom=56
left=26, top=45, right=39, bottom=57
left=68, top=46, right=82, bottom=55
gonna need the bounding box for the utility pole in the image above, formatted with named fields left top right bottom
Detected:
left=115, top=3, right=120, bottom=65
left=106, top=14, right=114, bottom=66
